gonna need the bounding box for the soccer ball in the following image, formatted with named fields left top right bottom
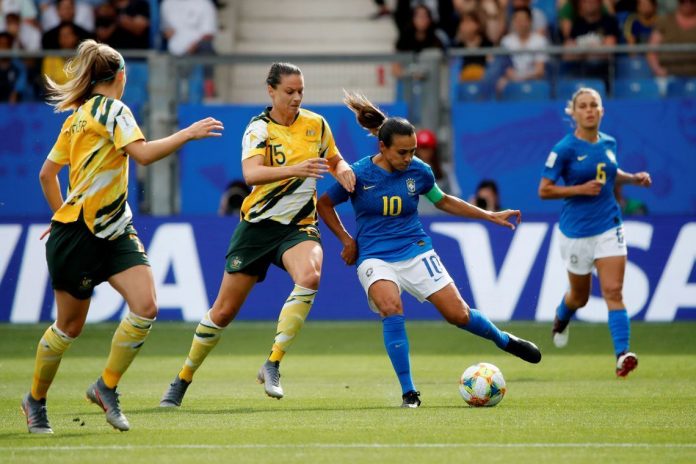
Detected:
left=459, top=362, right=506, bottom=407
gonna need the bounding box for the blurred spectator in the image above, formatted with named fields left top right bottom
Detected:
left=371, top=0, right=392, bottom=20
left=161, top=0, right=216, bottom=56
left=4, top=12, right=42, bottom=51
left=41, top=0, right=93, bottom=49
left=562, top=0, right=620, bottom=83
left=0, top=31, right=26, bottom=103
left=40, top=0, right=95, bottom=33
left=558, top=0, right=615, bottom=42
left=623, top=0, right=657, bottom=45
left=453, top=12, right=493, bottom=81
left=479, top=0, right=507, bottom=44
left=111, top=0, right=150, bottom=49
left=42, top=23, right=80, bottom=86
left=469, top=179, right=501, bottom=211
left=94, top=2, right=118, bottom=45
left=647, top=0, right=696, bottom=77
left=218, top=180, right=251, bottom=216
left=497, top=6, right=549, bottom=94
left=393, top=4, right=447, bottom=80
left=395, top=0, right=457, bottom=39
left=508, top=0, right=549, bottom=37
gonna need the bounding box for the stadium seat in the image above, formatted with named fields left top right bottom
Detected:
left=616, top=55, right=653, bottom=79
left=666, top=78, right=696, bottom=98
left=500, top=80, right=551, bottom=101
left=457, top=82, right=487, bottom=102
left=557, top=79, right=607, bottom=100
left=613, top=78, right=660, bottom=99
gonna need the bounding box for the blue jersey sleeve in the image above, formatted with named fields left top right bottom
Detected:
left=419, top=162, right=436, bottom=194
left=326, top=180, right=351, bottom=206
left=541, top=142, right=568, bottom=183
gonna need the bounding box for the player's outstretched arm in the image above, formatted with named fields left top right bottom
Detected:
left=435, top=194, right=521, bottom=230
left=126, top=117, right=224, bottom=166
left=317, top=193, right=357, bottom=265
left=616, top=169, right=652, bottom=188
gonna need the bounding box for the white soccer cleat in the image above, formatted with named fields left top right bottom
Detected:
left=257, top=360, right=284, bottom=399
left=553, top=327, right=569, bottom=348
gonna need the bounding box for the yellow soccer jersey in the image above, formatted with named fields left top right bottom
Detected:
left=47, top=95, right=144, bottom=239
left=240, top=107, right=340, bottom=225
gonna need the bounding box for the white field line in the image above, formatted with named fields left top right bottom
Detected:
left=1, top=443, right=696, bottom=452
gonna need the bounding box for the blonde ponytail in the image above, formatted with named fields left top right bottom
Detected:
left=45, top=39, right=124, bottom=113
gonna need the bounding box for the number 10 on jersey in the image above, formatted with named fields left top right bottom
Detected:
left=382, top=196, right=402, bottom=216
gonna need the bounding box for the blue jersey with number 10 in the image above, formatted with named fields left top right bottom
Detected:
left=326, top=155, right=436, bottom=266
left=541, top=132, right=622, bottom=238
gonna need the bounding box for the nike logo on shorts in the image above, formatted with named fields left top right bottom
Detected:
left=363, top=185, right=377, bottom=190
left=577, top=155, right=588, bottom=161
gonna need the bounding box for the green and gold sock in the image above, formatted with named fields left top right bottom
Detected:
left=269, top=285, right=317, bottom=362
left=102, top=312, right=154, bottom=389
left=31, top=323, right=74, bottom=400
left=179, top=310, right=224, bottom=383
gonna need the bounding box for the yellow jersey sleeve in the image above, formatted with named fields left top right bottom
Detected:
left=241, top=118, right=269, bottom=160
left=47, top=116, right=73, bottom=165
left=320, top=117, right=340, bottom=159
left=109, top=102, right=144, bottom=150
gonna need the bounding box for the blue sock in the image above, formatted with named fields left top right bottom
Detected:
left=458, top=308, right=510, bottom=349
left=382, top=315, right=416, bottom=395
left=556, top=297, right=574, bottom=322
left=608, top=309, right=630, bottom=356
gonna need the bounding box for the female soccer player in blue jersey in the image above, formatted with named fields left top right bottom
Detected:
left=317, top=91, right=541, bottom=408
left=539, top=88, right=651, bottom=378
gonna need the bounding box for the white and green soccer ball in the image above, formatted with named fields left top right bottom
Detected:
left=459, top=362, right=506, bottom=407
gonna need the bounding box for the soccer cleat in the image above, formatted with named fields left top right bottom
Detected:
left=21, top=393, right=53, bottom=434
left=401, top=390, right=421, bottom=408
left=616, top=352, right=638, bottom=378
left=552, top=316, right=570, bottom=348
left=160, top=376, right=191, bottom=408
left=86, top=378, right=130, bottom=431
left=257, top=360, right=284, bottom=399
left=503, top=332, right=542, bottom=364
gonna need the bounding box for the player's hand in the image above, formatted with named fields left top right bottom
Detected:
left=187, top=117, right=224, bottom=139
left=579, top=180, right=603, bottom=196
left=340, top=237, right=357, bottom=265
left=634, top=171, right=652, bottom=188
left=334, top=160, right=356, bottom=193
left=39, top=224, right=52, bottom=240
left=293, top=158, right=329, bottom=179
left=490, top=209, right=521, bottom=230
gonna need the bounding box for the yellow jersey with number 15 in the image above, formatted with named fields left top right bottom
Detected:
left=47, top=95, right=145, bottom=239
left=240, top=107, right=340, bottom=226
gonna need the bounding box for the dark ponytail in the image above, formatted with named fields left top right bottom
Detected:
left=343, top=90, right=414, bottom=147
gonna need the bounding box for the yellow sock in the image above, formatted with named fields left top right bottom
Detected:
left=179, top=310, right=224, bottom=383
left=269, top=285, right=317, bottom=362
left=101, top=312, right=153, bottom=389
left=31, top=323, right=74, bottom=400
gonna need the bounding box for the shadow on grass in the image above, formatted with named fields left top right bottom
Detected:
left=131, top=404, right=456, bottom=415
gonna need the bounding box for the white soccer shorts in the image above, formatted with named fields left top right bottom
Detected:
left=559, top=225, right=627, bottom=275
left=356, top=250, right=454, bottom=313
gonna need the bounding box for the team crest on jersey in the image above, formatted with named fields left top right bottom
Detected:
left=229, top=256, right=243, bottom=270
left=406, top=178, right=416, bottom=195
left=606, top=149, right=617, bottom=164
left=306, top=129, right=316, bottom=137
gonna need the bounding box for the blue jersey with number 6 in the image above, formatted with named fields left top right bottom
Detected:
left=541, top=132, right=622, bottom=238
left=326, top=155, right=436, bottom=266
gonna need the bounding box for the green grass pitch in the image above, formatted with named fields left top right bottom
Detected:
left=1, top=321, right=695, bottom=463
